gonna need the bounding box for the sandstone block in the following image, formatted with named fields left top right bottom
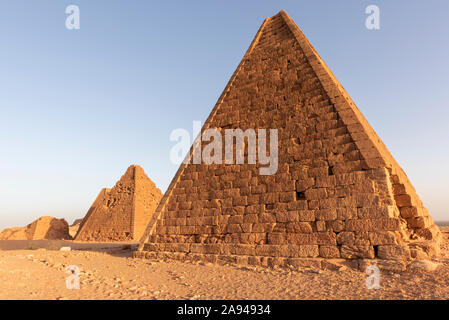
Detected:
left=406, top=216, right=433, bottom=229
left=319, top=245, right=340, bottom=258
left=395, top=194, right=412, bottom=207
left=259, top=213, right=277, bottom=223
left=368, top=231, right=399, bottom=245
left=268, top=233, right=287, bottom=245
left=414, top=224, right=441, bottom=241
left=357, top=206, right=396, bottom=219
left=243, top=214, right=258, bottom=224
left=408, top=260, right=440, bottom=272
left=326, top=220, right=345, bottom=232
left=316, top=209, right=337, bottom=221
left=340, top=245, right=375, bottom=259
left=286, top=222, right=313, bottom=233
left=287, top=201, right=307, bottom=210
left=298, top=210, right=315, bottom=221
left=316, top=221, right=326, bottom=232
left=377, top=245, right=411, bottom=260
left=336, top=208, right=357, bottom=220
left=336, top=232, right=355, bottom=245
left=287, top=232, right=336, bottom=245
left=252, top=223, right=275, bottom=233
left=409, top=240, right=440, bottom=258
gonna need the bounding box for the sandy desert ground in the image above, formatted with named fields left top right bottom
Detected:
left=0, top=227, right=448, bottom=300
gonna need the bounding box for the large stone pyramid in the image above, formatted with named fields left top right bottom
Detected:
left=75, top=165, right=162, bottom=242
left=135, top=11, right=440, bottom=268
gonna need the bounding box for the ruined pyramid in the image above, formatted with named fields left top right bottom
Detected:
left=75, top=165, right=162, bottom=242
left=136, top=11, right=441, bottom=268
left=0, top=216, right=70, bottom=240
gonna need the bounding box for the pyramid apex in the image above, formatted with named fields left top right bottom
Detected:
left=134, top=165, right=147, bottom=176
left=272, top=9, right=288, bottom=18
left=123, top=164, right=144, bottom=176
left=127, top=164, right=143, bottom=170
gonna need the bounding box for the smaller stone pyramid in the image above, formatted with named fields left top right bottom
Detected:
left=75, top=165, right=162, bottom=242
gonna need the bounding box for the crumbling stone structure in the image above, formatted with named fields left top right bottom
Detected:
left=0, top=216, right=70, bottom=240
left=135, top=11, right=440, bottom=269
left=75, top=165, right=162, bottom=242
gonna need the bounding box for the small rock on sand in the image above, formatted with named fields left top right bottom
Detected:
left=408, top=260, right=440, bottom=272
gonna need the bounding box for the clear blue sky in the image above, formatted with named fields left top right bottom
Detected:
left=0, top=0, right=448, bottom=228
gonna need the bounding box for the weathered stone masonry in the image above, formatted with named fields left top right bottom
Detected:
left=135, top=11, right=441, bottom=268
left=75, top=165, right=162, bottom=242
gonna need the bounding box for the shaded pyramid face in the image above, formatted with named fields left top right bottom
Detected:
left=75, top=165, right=162, bottom=242
left=137, top=11, right=440, bottom=266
